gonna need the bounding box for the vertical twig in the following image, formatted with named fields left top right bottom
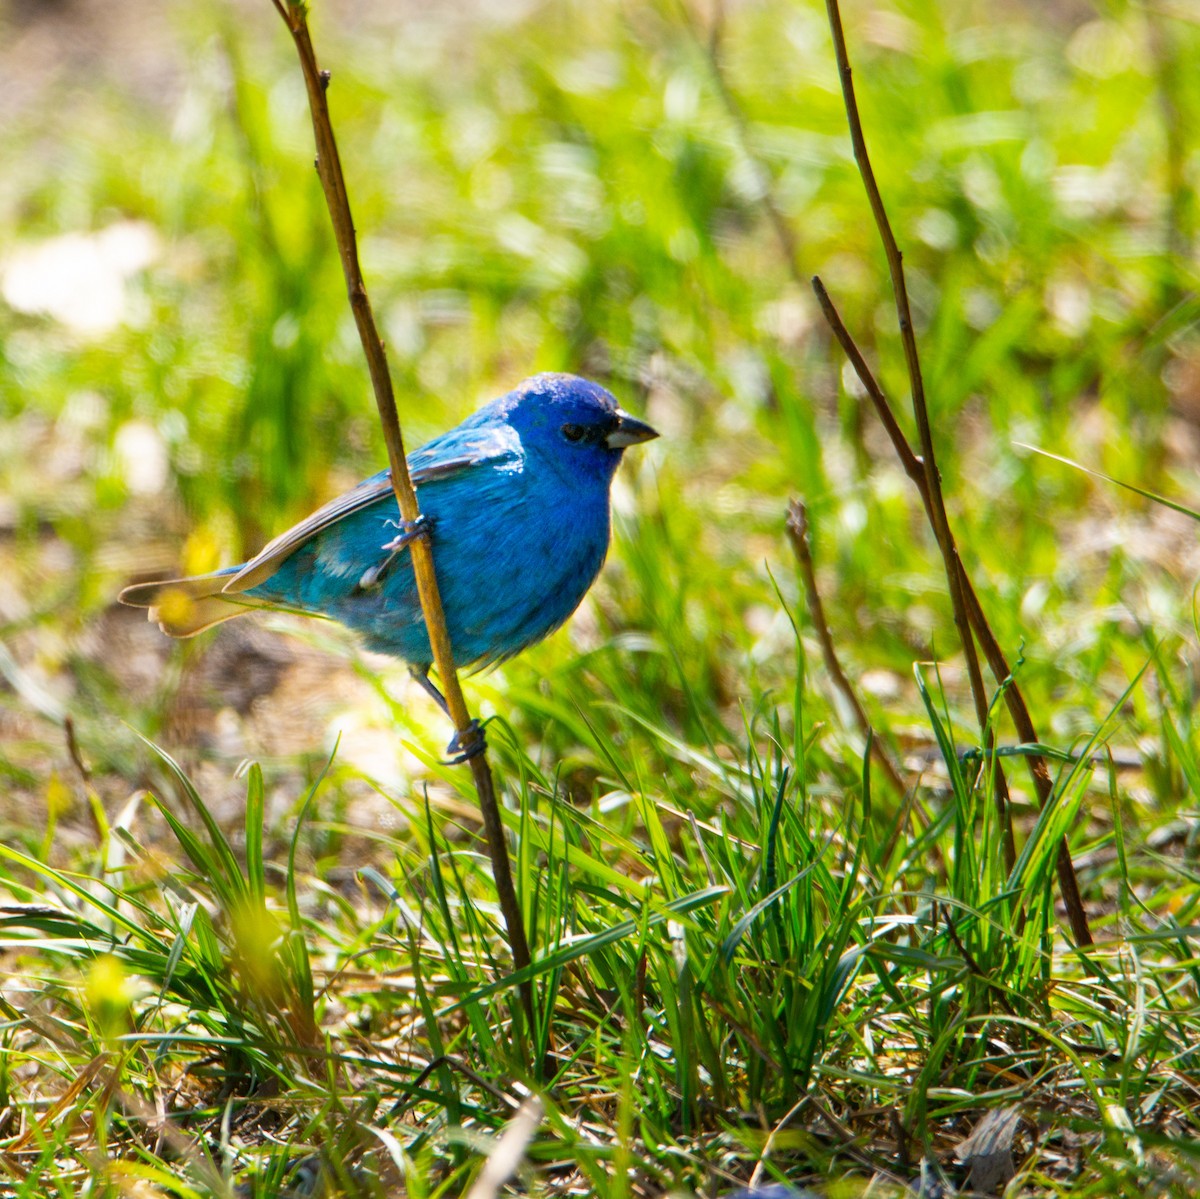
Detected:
left=268, top=1, right=536, bottom=1032
left=685, top=3, right=810, bottom=291
left=687, top=0, right=1092, bottom=943
left=812, top=277, right=1091, bottom=943
left=821, top=0, right=994, bottom=770
left=785, top=500, right=907, bottom=800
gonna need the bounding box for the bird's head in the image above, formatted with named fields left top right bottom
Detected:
left=500, top=373, right=658, bottom=480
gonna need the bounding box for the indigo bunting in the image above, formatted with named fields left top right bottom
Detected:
left=120, top=374, right=657, bottom=710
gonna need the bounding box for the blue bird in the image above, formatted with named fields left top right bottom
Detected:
left=120, top=374, right=657, bottom=731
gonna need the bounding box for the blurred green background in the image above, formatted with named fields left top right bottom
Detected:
left=2, top=0, right=1198, bottom=804
left=4, top=0, right=1200, bottom=1191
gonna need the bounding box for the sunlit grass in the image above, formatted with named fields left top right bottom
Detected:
left=2, top=0, right=1200, bottom=1194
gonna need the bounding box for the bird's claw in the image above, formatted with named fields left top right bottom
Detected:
left=359, top=516, right=433, bottom=590
left=382, top=513, right=431, bottom=553
left=442, top=719, right=487, bottom=765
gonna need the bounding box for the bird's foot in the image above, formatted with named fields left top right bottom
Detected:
left=410, top=670, right=488, bottom=764
left=411, top=667, right=451, bottom=717
left=358, top=516, right=433, bottom=590
left=443, top=719, right=487, bottom=765
left=381, top=513, right=431, bottom=553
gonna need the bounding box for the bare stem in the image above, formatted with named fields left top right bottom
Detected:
left=269, top=0, right=536, bottom=1032
left=691, top=0, right=1096, bottom=933
left=821, top=0, right=992, bottom=761
left=785, top=500, right=907, bottom=801
left=812, top=276, right=1092, bottom=944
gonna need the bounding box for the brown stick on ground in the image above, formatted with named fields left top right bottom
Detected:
left=269, top=0, right=536, bottom=1035
left=785, top=500, right=907, bottom=801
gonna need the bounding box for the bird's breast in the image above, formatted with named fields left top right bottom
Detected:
left=425, top=463, right=612, bottom=666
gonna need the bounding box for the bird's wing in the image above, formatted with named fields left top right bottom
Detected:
left=224, top=423, right=522, bottom=593
left=406, top=420, right=523, bottom=482
left=224, top=472, right=395, bottom=592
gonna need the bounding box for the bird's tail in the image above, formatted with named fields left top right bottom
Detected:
left=118, top=571, right=262, bottom=638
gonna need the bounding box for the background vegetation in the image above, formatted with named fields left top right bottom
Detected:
left=2, top=0, right=1200, bottom=1193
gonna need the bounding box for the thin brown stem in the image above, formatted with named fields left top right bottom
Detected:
left=810, top=278, right=923, bottom=480
left=270, top=0, right=535, bottom=1033
left=822, top=0, right=991, bottom=757
left=698, top=0, right=1089, bottom=943
left=813, top=276, right=1092, bottom=944
left=785, top=500, right=907, bottom=801
left=959, top=574, right=1091, bottom=944
left=940, top=903, right=1017, bottom=1017
left=811, top=276, right=1015, bottom=871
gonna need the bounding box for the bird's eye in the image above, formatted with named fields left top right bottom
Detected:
left=562, top=423, right=586, bottom=443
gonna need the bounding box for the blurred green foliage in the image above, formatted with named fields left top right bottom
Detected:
left=3, top=0, right=1198, bottom=722
left=3, top=0, right=1200, bottom=1191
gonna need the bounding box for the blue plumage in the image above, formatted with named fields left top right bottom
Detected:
left=120, top=373, right=657, bottom=676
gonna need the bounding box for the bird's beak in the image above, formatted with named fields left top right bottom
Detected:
left=605, top=409, right=659, bottom=449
